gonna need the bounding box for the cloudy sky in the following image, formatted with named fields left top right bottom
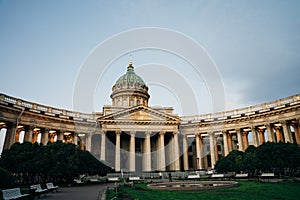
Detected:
left=0, top=0, right=299, bottom=117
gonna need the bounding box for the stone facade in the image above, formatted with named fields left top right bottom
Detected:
left=0, top=61, right=300, bottom=172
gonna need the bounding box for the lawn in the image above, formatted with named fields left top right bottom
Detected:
left=107, top=180, right=300, bottom=200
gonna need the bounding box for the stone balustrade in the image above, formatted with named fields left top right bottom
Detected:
left=181, top=94, right=300, bottom=123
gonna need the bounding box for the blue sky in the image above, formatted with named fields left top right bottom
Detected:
left=0, top=0, right=299, bottom=116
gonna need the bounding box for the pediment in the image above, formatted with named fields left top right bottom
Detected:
left=98, top=106, right=180, bottom=124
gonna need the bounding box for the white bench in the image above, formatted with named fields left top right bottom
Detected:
left=30, top=184, right=48, bottom=197
left=46, top=182, right=59, bottom=192
left=261, top=173, right=275, bottom=177
left=187, top=174, right=200, bottom=179
left=2, top=188, right=29, bottom=200
left=260, top=173, right=276, bottom=182
left=128, top=177, right=140, bottom=181
left=107, top=177, right=119, bottom=182
left=211, top=174, right=224, bottom=178
left=235, top=173, right=248, bottom=178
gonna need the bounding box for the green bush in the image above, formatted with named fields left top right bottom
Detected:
left=0, top=167, right=14, bottom=189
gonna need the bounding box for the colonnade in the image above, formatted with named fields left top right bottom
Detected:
left=94, top=130, right=180, bottom=172
left=0, top=122, right=82, bottom=150
left=183, top=119, right=300, bottom=170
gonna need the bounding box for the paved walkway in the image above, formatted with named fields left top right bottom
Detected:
left=41, top=183, right=115, bottom=200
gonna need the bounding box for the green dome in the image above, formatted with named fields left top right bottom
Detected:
left=115, top=64, right=145, bottom=85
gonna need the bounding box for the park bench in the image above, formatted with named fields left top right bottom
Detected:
left=260, top=173, right=275, bottom=177
left=46, top=182, right=59, bottom=192
left=187, top=174, right=200, bottom=179
left=1, top=188, right=29, bottom=200
left=30, top=184, right=48, bottom=197
left=260, top=173, right=277, bottom=182
left=211, top=174, right=224, bottom=179
left=107, top=177, right=120, bottom=182
left=235, top=173, right=248, bottom=178
left=128, top=177, right=140, bottom=181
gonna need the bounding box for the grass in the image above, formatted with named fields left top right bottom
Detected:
left=107, top=180, right=300, bottom=200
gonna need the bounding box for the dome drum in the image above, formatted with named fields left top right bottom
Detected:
left=111, top=61, right=150, bottom=107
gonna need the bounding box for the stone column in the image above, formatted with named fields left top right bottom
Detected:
left=32, top=130, right=39, bottom=144
left=209, top=132, right=216, bottom=168
left=14, top=129, right=22, bottom=143
left=24, top=126, right=33, bottom=143
left=266, top=124, right=275, bottom=142
left=49, top=132, right=55, bottom=143
left=100, top=130, right=106, bottom=161
left=158, top=131, right=166, bottom=171
left=195, top=133, right=201, bottom=170
left=275, top=126, right=283, bottom=142
left=182, top=134, right=189, bottom=171
left=129, top=131, right=136, bottom=172
left=143, top=131, right=151, bottom=172
left=251, top=127, right=259, bottom=147
left=291, top=122, right=300, bottom=145
left=170, top=135, right=176, bottom=170
left=73, top=133, right=78, bottom=145
left=80, top=140, right=85, bottom=151
left=242, top=131, right=249, bottom=150
left=228, top=133, right=233, bottom=152
left=257, top=128, right=265, bottom=144
left=236, top=129, right=244, bottom=151
left=85, top=133, right=92, bottom=152
left=281, top=121, right=292, bottom=143
left=3, top=122, right=17, bottom=150
left=214, top=135, right=219, bottom=161
left=41, top=129, right=49, bottom=145
left=173, top=131, right=180, bottom=171
left=199, top=135, right=204, bottom=169
left=57, top=131, right=64, bottom=141
left=222, top=131, right=229, bottom=156
left=115, top=131, right=121, bottom=172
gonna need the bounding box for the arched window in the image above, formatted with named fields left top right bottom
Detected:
left=137, top=100, right=140, bottom=106
left=130, top=99, right=134, bottom=106
left=123, top=99, right=127, bottom=106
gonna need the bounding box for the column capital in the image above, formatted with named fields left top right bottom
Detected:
left=291, top=121, right=299, bottom=128
left=195, top=132, right=201, bottom=137
left=209, top=132, right=215, bottom=136
left=279, top=120, right=287, bottom=125
left=242, top=131, right=249, bottom=135
left=264, top=123, right=272, bottom=128
left=115, top=130, right=122, bottom=135
left=222, top=130, right=228, bottom=134
left=145, top=131, right=151, bottom=136
left=257, top=128, right=264, bottom=133
left=159, top=131, right=165, bottom=136
left=173, top=130, right=179, bottom=135
left=100, top=129, right=107, bottom=134
left=25, top=125, right=35, bottom=131
left=274, top=126, right=281, bottom=131
left=43, top=128, right=50, bottom=133
left=235, top=128, right=241, bottom=133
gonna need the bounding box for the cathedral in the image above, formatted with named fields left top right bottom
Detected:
left=0, top=60, right=300, bottom=172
